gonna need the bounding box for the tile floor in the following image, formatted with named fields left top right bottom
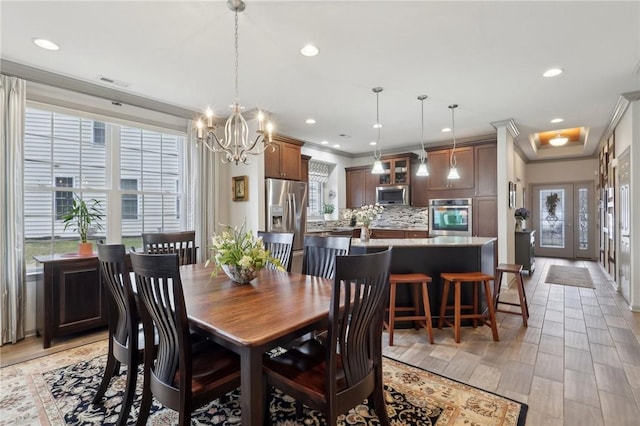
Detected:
left=382, top=257, right=640, bottom=426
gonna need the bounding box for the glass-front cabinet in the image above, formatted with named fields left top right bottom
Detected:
left=377, top=156, right=412, bottom=186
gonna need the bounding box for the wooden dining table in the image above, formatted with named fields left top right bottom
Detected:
left=179, top=263, right=334, bottom=426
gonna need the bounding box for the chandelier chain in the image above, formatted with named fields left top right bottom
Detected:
left=234, top=10, right=239, bottom=103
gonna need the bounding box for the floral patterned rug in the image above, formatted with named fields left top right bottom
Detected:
left=0, top=340, right=527, bottom=425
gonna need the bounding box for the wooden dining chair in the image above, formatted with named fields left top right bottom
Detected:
left=263, top=248, right=393, bottom=426
left=301, top=234, right=351, bottom=279
left=93, top=243, right=142, bottom=425
left=141, top=230, right=197, bottom=265
left=129, top=252, right=241, bottom=426
left=258, top=231, right=295, bottom=272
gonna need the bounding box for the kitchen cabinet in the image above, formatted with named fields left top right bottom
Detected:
left=474, top=144, right=497, bottom=196
left=376, top=155, right=414, bottom=186
left=473, top=196, right=497, bottom=237
left=349, top=228, right=429, bottom=239
left=427, top=147, right=474, bottom=191
left=345, top=166, right=377, bottom=208
left=264, top=135, right=304, bottom=180
left=35, top=254, right=108, bottom=348
left=301, top=154, right=311, bottom=184
left=405, top=230, right=429, bottom=238
left=515, top=230, right=536, bottom=273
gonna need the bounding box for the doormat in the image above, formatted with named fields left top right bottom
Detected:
left=544, top=265, right=594, bottom=288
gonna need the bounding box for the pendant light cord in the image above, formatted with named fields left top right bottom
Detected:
left=420, top=96, right=426, bottom=162
left=449, top=104, right=458, bottom=168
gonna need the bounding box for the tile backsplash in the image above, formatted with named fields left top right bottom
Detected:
left=307, top=206, right=428, bottom=230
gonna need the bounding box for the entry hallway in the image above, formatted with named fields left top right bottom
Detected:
left=382, top=257, right=640, bottom=426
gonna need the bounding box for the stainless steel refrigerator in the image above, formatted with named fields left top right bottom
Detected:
left=265, top=178, right=307, bottom=251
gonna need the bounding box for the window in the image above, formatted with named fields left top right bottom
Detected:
left=93, top=121, right=105, bottom=144
left=55, top=177, right=73, bottom=219
left=24, top=106, right=186, bottom=269
left=121, top=179, right=138, bottom=220
left=307, top=161, right=331, bottom=217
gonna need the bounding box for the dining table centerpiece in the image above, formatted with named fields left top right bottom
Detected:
left=514, top=207, right=530, bottom=231
left=351, top=204, right=384, bottom=242
left=207, top=223, right=282, bottom=283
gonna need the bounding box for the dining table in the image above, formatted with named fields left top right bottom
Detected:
left=179, top=263, right=334, bottom=426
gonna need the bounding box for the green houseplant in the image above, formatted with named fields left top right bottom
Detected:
left=323, top=203, right=335, bottom=221
left=62, top=196, right=104, bottom=255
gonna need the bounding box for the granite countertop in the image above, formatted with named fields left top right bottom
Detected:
left=351, top=236, right=496, bottom=248
left=306, top=225, right=429, bottom=233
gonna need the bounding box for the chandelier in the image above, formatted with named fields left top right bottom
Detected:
left=371, top=87, right=385, bottom=174
left=549, top=130, right=568, bottom=146
left=415, top=95, right=429, bottom=176
left=195, top=0, right=273, bottom=165
left=447, top=104, right=460, bottom=180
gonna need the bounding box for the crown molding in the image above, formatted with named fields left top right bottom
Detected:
left=597, top=90, right=639, bottom=152
left=490, top=118, right=520, bottom=138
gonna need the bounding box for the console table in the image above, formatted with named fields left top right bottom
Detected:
left=34, top=254, right=108, bottom=348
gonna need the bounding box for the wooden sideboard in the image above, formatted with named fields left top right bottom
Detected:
left=34, top=254, right=108, bottom=348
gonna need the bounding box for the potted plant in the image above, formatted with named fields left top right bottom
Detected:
left=323, top=203, right=335, bottom=221
left=62, top=195, right=104, bottom=255
left=514, top=207, right=530, bottom=231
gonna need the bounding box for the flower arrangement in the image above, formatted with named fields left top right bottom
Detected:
left=514, top=207, right=530, bottom=221
left=344, top=204, right=384, bottom=227
left=207, top=223, right=282, bottom=283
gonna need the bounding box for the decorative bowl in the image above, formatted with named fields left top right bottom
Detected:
left=221, top=264, right=257, bottom=284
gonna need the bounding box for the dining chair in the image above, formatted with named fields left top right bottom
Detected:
left=263, top=248, right=393, bottom=426
left=93, top=242, right=142, bottom=426
left=301, top=234, right=351, bottom=279
left=129, top=251, right=241, bottom=426
left=258, top=231, right=295, bottom=272
left=141, top=230, right=197, bottom=265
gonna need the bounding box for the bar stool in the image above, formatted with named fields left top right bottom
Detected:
left=384, top=273, right=434, bottom=345
left=438, top=272, right=499, bottom=343
left=494, top=263, right=529, bottom=327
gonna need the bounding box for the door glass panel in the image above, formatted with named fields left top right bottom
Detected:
left=578, top=188, right=589, bottom=250
left=539, top=189, right=565, bottom=248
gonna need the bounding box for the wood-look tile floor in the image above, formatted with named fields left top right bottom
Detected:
left=382, top=257, right=640, bottom=426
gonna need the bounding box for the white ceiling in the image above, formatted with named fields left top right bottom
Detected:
left=2, top=1, right=639, bottom=161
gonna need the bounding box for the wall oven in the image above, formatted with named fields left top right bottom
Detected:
left=429, top=198, right=472, bottom=236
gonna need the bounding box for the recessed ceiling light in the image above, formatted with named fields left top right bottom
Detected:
left=373, top=123, right=382, bottom=129
left=320, top=140, right=329, bottom=145
left=441, top=127, right=451, bottom=133
left=543, top=68, right=563, bottom=77
left=550, top=118, right=564, bottom=123
left=305, top=118, right=316, bottom=124
left=333, top=144, right=340, bottom=148
left=300, top=44, right=319, bottom=57
left=33, top=38, right=59, bottom=51
left=369, top=141, right=377, bottom=146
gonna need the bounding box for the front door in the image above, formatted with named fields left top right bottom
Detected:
left=532, top=182, right=595, bottom=259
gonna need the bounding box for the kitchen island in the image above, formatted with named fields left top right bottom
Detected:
left=351, top=236, right=497, bottom=328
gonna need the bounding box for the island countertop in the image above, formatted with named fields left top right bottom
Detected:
left=351, top=236, right=496, bottom=248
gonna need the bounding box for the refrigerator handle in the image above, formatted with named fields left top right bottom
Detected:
left=290, top=193, right=297, bottom=231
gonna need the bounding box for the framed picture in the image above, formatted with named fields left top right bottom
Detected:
left=232, top=175, right=248, bottom=201
left=509, top=181, right=516, bottom=209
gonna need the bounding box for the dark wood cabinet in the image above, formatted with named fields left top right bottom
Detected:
left=264, top=136, right=304, bottom=180
left=345, top=166, right=377, bottom=208
left=474, top=144, right=497, bottom=196
left=35, top=254, right=108, bottom=348
left=515, top=230, right=536, bottom=273
left=427, top=147, right=474, bottom=191
left=376, top=156, right=413, bottom=186
left=473, top=196, right=497, bottom=237
left=301, top=154, right=310, bottom=184
left=370, top=229, right=405, bottom=239
left=405, top=230, right=429, bottom=238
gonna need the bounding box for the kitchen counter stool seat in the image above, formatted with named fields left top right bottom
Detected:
left=438, top=272, right=499, bottom=343
left=494, top=263, right=529, bottom=327
left=385, top=273, right=434, bottom=345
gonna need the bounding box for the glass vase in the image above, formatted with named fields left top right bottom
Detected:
left=360, top=226, right=370, bottom=242
left=515, top=219, right=523, bottom=232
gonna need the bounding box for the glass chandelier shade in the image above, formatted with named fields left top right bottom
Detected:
left=195, top=0, right=273, bottom=165
left=447, top=104, right=460, bottom=180
left=371, top=87, right=384, bottom=174
left=415, top=95, right=429, bottom=177
left=549, top=131, right=568, bottom=146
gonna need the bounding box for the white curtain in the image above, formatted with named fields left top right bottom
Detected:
left=188, top=120, right=218, bottom=263
left=0, top=75, right=26, bottom=345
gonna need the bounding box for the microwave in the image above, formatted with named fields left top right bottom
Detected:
left=376, top=185, right=409, bottom=205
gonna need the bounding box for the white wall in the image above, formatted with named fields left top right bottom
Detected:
left=301, top=146, right=353, bottom=213
left=526, top=158, right=598, bottom=183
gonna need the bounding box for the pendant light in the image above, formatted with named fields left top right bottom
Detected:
left=549, top=130, right=568, bottom=146
left=415, top=95, right=429, bottom=176
left=371, top=87, right=385, bottom=174
left=447, top=104, right=460, bottom=180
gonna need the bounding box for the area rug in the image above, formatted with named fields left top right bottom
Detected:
left=544, top=264, right=594, bottom=288
left=0, top=340, right=527, bottom=425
